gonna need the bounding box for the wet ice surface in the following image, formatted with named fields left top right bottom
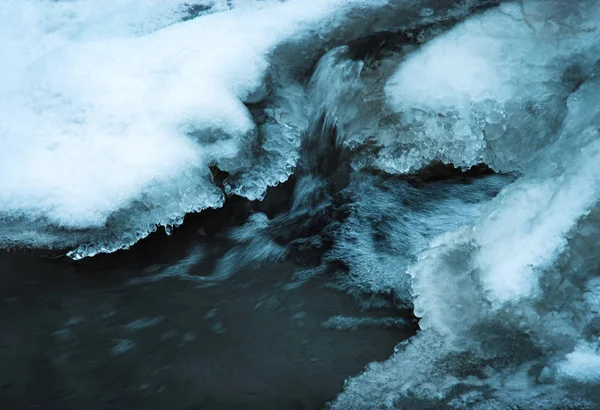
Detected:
left=0, top=0, right=493, bottom=258
left=0, top=208, right=415, bottom=410
left=3, top=0, right=600, bottom=408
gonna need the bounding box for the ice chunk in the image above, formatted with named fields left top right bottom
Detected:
left=384, top=0, right=600, bottom=173
left=0, top=0, right=398, bottom=257
left=333, top=1, right=600, bottom=408
left=558, top=343, right=600, bottom=383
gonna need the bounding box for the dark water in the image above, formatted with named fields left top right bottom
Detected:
left=0, top=204, right=415, bottom=410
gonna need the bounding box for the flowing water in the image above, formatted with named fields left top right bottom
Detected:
left=1, top=1, right=600, bottom=409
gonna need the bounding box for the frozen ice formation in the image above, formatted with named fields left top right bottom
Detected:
left=330, top=1, right=600, bottom=408
left=0, top=0, right=492, bottom=258
left=3, top=0, right=600, bottom=407
left=305, top=1, right=599, bottom=176
left=383, top=1, right=600, bottom=173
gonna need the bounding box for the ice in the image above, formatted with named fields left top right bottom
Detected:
left=558, top=343, right=600, bottom=383
left=219, top=84, right=308, bottom=201
left=2, top=0, right=491, bottom=257
left=301, top=1, right=505, bottom=176
left=3, top=0, right=600, bottom=406
left=0, top=0, right=399, bottom=257
left=332, top=1, right=600, bottom=408
left=383, top=0, right=600, bottom=173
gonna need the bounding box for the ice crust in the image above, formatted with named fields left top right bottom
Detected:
left=0, top=0, right=389, bottom=257
left=1, top=0, right=486, bottom=258
left=331, top=1, right=600, bottom=408
left=305, top=1, right=599, bottom=176
left=383, top=1, right=600, bottom=173
left=3, top=0, right=600, bottom=407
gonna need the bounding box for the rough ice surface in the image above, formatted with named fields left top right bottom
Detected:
left=383, top=1, right=600, bottom=173
left=3, top=0, right=600, bottom=408
left=1, top=0, right=488, bottom=258
left=0, top=0, right=387, bottom=258
left=305, top=0, right=600, bottom=175
left=332, top=1, right=600, bottom=408
left=558, top=343, right=600, bottom=383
